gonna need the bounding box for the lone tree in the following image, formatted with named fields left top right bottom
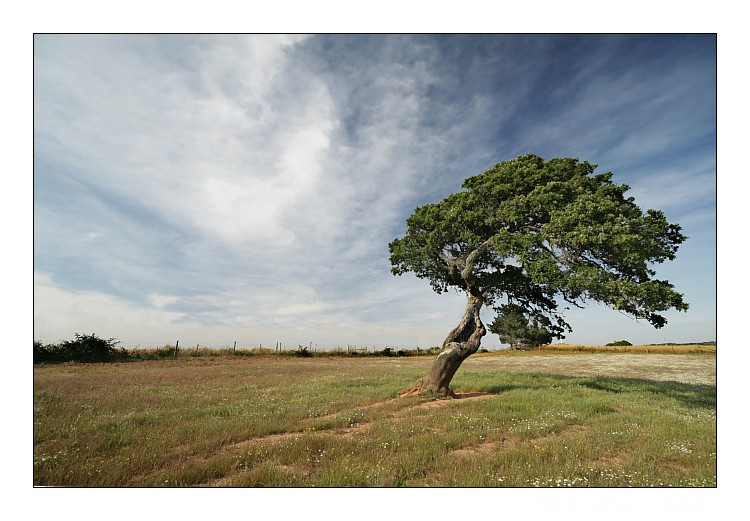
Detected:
left=389, top=154, right=688, bottom=396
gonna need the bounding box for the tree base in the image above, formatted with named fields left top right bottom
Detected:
left=397, top=378, right=457, bottom=399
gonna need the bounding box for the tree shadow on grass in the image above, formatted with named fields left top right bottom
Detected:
left=577, top=376, right=715, bottom=409
left=475, top=372, right=715, bottom=410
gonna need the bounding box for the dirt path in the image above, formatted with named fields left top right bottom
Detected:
left=203, top=391, right=495, bottom=486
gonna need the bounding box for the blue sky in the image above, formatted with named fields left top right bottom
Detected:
left=33, top=34, right=716, bottom=348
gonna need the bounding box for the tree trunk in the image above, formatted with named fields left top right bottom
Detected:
left=406, top=289, right=486, bottom=397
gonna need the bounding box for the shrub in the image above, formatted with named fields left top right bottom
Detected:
left=33, top=340, right=51, bottom=363
left=155, top=345, right=178, bottom=358
left=606, top=340, right=633, bottom=346
left=34, top=333, right=124, bottom=363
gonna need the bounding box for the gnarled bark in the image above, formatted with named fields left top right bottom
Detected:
left=398, top=241, right=492, bottom=397
left=406, top=288, right=486, bottom=397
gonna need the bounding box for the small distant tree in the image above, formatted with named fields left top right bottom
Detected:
left=606, top=340, right=633, bottom=346
left=489, top=304, right=554, bottom=348
left=389, top=154, right=688, bottom=396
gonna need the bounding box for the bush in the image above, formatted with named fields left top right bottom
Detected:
left=34, top=340, right=51, bottom=362
left=34, top=333, right=124, bottom=363
left=606, top=340, right=633, bottom=346
left=154, top=345, right=178, bottom=358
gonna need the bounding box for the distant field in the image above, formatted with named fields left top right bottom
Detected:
left=535, top=343, right=716, bottom=354
left=34, top=350, right=716, bottom=487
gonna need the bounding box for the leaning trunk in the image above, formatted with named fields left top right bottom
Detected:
left=409, top=289, right=486, bottom=396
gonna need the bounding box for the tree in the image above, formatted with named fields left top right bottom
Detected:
left=489, top=304, right=553, bottom=348
left=389, top=154, right=688, bottom=396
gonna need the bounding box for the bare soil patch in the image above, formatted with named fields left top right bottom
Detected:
left=450, top=437, right=516, bottom=457
left=413, top=391, right=495, bottom=409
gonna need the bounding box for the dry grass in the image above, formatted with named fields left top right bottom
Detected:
left=535, top=343, right=715, bottom=354
left=464, top=350, right=716, bottom=385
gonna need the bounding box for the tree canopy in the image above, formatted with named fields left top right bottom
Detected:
left=390, top=154, right=688, bottom=352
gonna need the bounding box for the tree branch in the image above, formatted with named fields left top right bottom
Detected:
left=462, top=239, right=494, bottom=281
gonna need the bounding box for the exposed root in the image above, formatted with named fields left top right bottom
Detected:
left=397, top=386, right=496, bottom=400
left=397, top=376, right=457, bottom=399
left=397, top=386, right=426, bottom=398
left=398, top=386, right=456, bottom=399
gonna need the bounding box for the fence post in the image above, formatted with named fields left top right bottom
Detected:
left=233, top=341, right=237, bottom=354
left=174, top=340, right=179, bottom=359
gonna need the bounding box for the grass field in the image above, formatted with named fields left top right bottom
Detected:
left=33, top=348, right=716, bottom=487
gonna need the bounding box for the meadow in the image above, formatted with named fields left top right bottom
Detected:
left=33, top=348, right=716, bottom=487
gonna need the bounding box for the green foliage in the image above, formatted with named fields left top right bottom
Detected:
left=606, top=340, right=633, bottom=346
left=34, top=333, right=124, bottom=363
left=295, top=345, right=313, bottom=357
left=34, top=340, right=50, bottom=362
left=155, top=345, right=178, bottom=358
left=489, top=304, right=554, bottom=348
left=389, top=154, right=688, bottom=332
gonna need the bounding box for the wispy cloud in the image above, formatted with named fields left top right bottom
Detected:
left=626, top=158, right=716, bottom=216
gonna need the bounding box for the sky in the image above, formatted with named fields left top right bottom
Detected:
left=33, top=34, right=716, bottom=349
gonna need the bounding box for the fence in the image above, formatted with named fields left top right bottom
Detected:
left=114, top=339, right=504, bottom=355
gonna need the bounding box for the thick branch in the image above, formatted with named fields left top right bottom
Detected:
left=438, top=239, right=494, bottom=290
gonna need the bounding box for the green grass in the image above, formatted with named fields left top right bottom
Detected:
left=33, top=353, right=715, bottom=487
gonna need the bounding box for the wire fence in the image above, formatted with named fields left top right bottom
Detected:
left=115, top=339, right=507, bottom=352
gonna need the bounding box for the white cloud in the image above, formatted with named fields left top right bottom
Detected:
left=35, top=35, right=338, bottom=248
left=625, top=160, right=716, bottom=214
left=33, top=269, right=467, bottom=348
left=34, top=272, right=185, bottom=344
left=147, top=294, right=181, bottom=309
